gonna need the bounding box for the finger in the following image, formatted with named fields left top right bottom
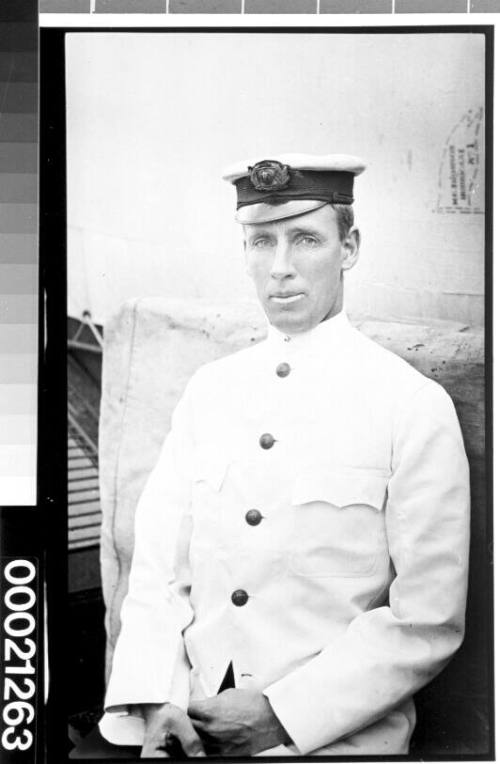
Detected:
left=190, top=718, right=209, bottom=733
left=188, top=700, right=213, bottom=721
left=141, top=742, right=169, bottom=758
left=189, top=723, right=233, bottom=757
left=142, top=729, right=171, bottom=758
left=190, top=721, right=218, bottom=749
left=195, top=735, right=220, bottom=758
left=171, top=714, right=205, bottom=757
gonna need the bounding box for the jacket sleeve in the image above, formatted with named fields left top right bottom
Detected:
left=263, top=380, right=470, bottom=754
left=101, top=380, right=196, bottom=734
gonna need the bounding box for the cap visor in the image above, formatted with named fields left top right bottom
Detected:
left=235, top=199, right=329, bottom=225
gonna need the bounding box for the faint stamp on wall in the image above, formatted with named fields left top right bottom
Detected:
left=435, top=107, right=484, bottom=215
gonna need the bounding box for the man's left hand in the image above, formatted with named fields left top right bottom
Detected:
left=188, top=689, right=291, bottom=756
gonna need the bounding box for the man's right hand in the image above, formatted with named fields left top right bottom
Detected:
left=139, top=702, right=205, bottom=758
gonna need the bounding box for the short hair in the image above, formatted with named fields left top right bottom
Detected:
left=331, top=204, right=354, bottom=241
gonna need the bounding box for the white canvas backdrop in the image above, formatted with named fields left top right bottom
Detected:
left=66, top=31, right=485, bottom=327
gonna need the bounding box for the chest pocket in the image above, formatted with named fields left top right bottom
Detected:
left=289, top=470, right=389, bottom=578
left=190, top=451, right=230, bottom=541
left=193, top=453, right=228, bottom=493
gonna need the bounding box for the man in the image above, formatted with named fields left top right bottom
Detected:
left=100, top=154, right=470, bottom=757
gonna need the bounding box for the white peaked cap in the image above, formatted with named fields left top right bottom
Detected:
left=222, top=153, right=366, bottom=224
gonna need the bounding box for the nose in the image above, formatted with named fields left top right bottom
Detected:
left=270, top=239, right=295, bottom=280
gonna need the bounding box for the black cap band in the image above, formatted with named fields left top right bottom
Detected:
left=235, top=167, right=355, bottom=209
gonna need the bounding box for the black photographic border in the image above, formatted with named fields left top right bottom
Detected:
left=39, top=23, right=494, bottom=763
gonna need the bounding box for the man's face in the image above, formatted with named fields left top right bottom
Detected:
left=243, top=204, right=359, bottom=335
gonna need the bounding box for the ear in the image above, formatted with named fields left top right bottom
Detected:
left=340, top=226, right=360, bottom=272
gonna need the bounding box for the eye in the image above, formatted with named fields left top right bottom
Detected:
left=296, top=234, right=318, bottom=247
left=252, top=237, right=273, bottom=249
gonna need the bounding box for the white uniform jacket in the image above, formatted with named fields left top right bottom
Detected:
left=101, top=311, right=470, bottom=756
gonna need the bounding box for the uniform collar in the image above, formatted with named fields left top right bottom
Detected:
left=265, top=309, right=351, bottom=356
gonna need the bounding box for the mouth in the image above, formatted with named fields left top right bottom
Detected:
left=269, top=293, right=305, bottom=305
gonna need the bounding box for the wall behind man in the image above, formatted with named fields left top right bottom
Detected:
left=66, top=31, right=485, bottom=328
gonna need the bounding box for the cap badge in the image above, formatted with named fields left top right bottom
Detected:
left=249, top=160, right=290, bottom=192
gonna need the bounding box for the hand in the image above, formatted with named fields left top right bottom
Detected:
left=188, top=689, right=291, bottom=756
left=140, top=702, right=205, bottom=758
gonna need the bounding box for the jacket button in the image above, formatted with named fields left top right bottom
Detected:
left=276, top=362, right=291, bottom=378
left=231, top=589, right=249, bottom=607
left=245, top=509, right=263, bottom=526
left=259, top=433, right=276, bottom=449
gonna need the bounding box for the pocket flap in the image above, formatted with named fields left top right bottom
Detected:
left=193, top=450, right=229, bottom=492
left=292, top=470, right=388, bottom=511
